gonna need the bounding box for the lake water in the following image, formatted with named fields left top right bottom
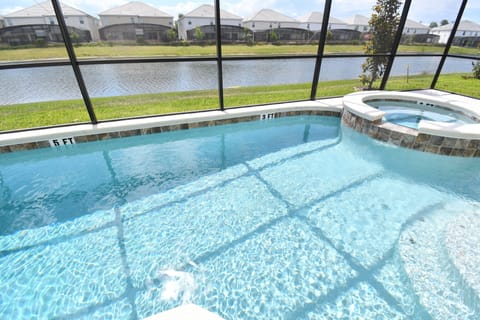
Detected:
left=0, top=56, right=473, bottom=105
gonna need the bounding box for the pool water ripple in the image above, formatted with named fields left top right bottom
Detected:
left=0, top=116, right=479, bottom=319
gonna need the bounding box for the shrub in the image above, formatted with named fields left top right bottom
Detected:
left=472, top=61, right=480, bottom=79
left=34, top=38, right=47, bottom=48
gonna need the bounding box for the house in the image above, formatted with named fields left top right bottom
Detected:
left=177, top=4, right=245, bottom=42
left=345, top=14, right=371, bottom=32
left=1, top=0, right=99, bottom=45
left=0, top=16, right=4, bottom=29
left=243, top=9, right=308, bottom=42
left=98, top=1, right=173, bottom=42
left=431, top=20, right=480, bottom=46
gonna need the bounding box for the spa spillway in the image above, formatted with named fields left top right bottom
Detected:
left=342, top=91, right=480, bottom=157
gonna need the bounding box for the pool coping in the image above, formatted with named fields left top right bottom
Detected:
left=342, top=90, right=480, bottom=157
left=0, top=99, right=343, bottom=153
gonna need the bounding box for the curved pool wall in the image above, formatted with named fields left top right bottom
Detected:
left=342, top=91, right=480, bottom=157
left=0, top=100, right=343, bottom=153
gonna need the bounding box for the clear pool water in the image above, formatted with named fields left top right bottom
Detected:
left=0, top=116, right=479, bottom=319
left=366, top=99, right=477, bottom=129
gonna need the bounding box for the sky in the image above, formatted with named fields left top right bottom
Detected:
left=1, top=0, right=479, bottom=25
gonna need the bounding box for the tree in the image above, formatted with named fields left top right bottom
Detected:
left=70, top=31, right=80, bottom=45
left=166, top=28, right=177, bottom=42
left=440, top=19, right=449, bottom=26
left=360, top=0, right=401, bottom=89
left=194, top=26, right=204, bottom=41
left=429, top=22, right=438, bottom=28
left=269, top=29, right=278, bottom=43
left=326, top=30, right=333, bottom=41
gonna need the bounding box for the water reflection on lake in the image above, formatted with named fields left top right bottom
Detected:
left=0, top=57, right=473, bottom=105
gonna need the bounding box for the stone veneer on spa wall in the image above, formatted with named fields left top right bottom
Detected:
left=342, top=91, right=480, bottom=157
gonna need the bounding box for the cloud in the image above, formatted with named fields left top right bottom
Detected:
left=222, top=0, right=277, bottom=18
left=158, top=1, right=204, bottom=18
left=0, top=6, right=23, bottom=16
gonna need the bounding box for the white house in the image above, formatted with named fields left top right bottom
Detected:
left=0, top=16, right=4, bottom=29
left=403, top=19, right=429, bottom=35
left=177, top=4, right=243, bottom=41
left=298, top=12, right=347, bottom=31
left=3, top=0, right=100, bottom=41
left=430, top=20, right=480, bottom=44
left=345, top=14, right=370, bottom=32
left=243, top=9, right=299, bottom=31
left=98, top=1, right=173, bottom=42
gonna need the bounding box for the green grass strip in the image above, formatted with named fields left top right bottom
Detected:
left=0, top=73, right=478, bottom=132
left=0, top=44, right=478, bottom=61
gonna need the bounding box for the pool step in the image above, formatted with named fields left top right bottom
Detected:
left=143, top=304, right=224, bottom=320
left=443, top=211, right=480, bottom=312
left=398, top=206, right=477, bottom=319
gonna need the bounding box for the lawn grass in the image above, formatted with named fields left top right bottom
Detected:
left=0, top=43, right=478, bottom=61
left=0, top=73, right=478, bottom=132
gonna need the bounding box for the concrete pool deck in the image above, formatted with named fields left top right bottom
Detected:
left=0, top=90, right=479, bottom=156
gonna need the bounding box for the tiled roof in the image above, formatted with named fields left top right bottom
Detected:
left=5, top=0, right=92, bottom=18
left=99, top=1, right=172, bottom=17
left=244, top=9, right=296, bottom=23
left=184, top=4, right=242, bottom=20
left=345, top=14, right=370, bottom=26
left=404, top=19, right=428, bottom=29
left=298, top=11, right=345, bottom=24
left=431, top=20, right=480, bottom=32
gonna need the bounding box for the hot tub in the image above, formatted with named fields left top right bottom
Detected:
left=342, top=91, right=480, bottom=157
left=366, top=99, right=477, bottom=130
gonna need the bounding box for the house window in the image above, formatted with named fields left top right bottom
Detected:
left=307, top=23, right=310, bottom=29
left=462, top=31, right=466, bottom=36
left=363, top=26, right=367, bottom=31
left=188, top=21, right=192, bottom=25
left=252, top=23, right=255, bottom=28
left=131, top=17, right=135, bottom=24
left=278, top=23, right=281, bottom=28
left=50, top=18, right=55, bottom=25
left=79, top=18, right=84, bottom=24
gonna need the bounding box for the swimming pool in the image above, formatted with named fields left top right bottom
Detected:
left=1, top=115, right=479, bottom=319
left=366, top=99, right=477, bottom=129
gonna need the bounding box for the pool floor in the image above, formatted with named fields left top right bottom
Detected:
left=0, top=117, right=479, bottom=319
